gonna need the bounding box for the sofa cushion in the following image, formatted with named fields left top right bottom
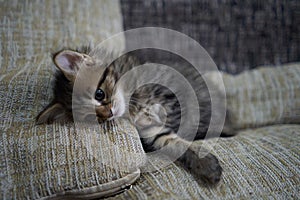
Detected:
left=1, top=120, right=144, bottom=199
left=222, top=63, right=300, bottom=129
left=0, top=0, right=146, bottom=199
left=111, top=124, right=300, bottom=199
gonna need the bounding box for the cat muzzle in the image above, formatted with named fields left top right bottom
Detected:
left=95, top=105, right=113, bottom=120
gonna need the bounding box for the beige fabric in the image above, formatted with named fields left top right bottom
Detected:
left=222, top=63, right=300, bottom=129
left=0, top=1, right=146, bottom=199
left=1, top=1, right=299, bottom=199
left=1, top=120, right=144, bottom=199
left=110, top=124, right=300, bottom=199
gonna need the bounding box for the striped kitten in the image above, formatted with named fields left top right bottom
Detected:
left=36, top=47, right=234, bottom=184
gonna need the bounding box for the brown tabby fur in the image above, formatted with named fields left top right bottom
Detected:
left=37, top=46, right=235, bottom=185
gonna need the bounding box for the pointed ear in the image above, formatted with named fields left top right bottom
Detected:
left=54, top=50, right=85, bottom=80
left=36, top=102, right=67, bottom=124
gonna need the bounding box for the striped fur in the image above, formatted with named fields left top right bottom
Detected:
left=36, top=47, right=234, bottom=184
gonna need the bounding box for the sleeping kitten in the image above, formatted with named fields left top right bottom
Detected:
left=36, top=47, right=234, bottom=184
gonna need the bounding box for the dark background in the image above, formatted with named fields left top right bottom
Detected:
left=120, top=0, right=300, bottom=74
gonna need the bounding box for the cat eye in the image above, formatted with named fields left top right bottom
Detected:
left=95, top=89, right=105, bottom=101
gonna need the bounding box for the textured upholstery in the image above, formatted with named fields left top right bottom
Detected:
left=1, top=0, right=299, bottom=199
left=1, top=120, right=144, bottom=199
left=120, top=0, right=300, bottom=74
left=0, top=1, right=145, bottom=199
left=110, top=125, right=300, bottom=199
left=223, top=63, right=300, bottom=129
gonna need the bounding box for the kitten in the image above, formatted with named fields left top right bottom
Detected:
left=36, top=46, right=235, bottom=184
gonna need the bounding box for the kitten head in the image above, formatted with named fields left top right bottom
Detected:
left=36, top=48, right=126, bottom=124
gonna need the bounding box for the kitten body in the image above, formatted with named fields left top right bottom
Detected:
left=37, top=47, right=234, bottom=184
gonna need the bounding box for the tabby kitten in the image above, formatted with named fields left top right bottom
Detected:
left=37, top=47, right=234, bottom=184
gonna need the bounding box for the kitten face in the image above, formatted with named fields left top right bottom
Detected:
left=89, top=65, right=126, bottom=122
left=36, top=49, right=126, bottom=124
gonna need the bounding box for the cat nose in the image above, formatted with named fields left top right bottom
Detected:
left=95, top=105, right=113, bottom=119
left=108, top=109, right=113, bottom=118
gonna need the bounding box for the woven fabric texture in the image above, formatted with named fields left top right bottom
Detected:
left=1, top=1, right=300, bottom=199
left=120, top=0, right=300, bottom=74
left=109, top=124, right=300, bottom=199
left=0, top=1, right=146, bottom=199
left=223, top=63, right=300, bottom=129
left=1, top=120, right=144, bottom=199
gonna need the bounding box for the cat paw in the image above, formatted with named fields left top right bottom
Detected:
left=180, top=147, right=222, bottom=185
left=197, top=152, right=222, bottom=184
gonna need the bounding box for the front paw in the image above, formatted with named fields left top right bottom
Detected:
left=179, top=147, right=222, bottom=185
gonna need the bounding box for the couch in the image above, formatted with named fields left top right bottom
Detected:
left=0, top=1, right=299, bottom=199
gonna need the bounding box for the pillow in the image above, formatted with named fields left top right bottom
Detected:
left=222, top=63, right=300, bottom=129
left=1, top=120, right=145, bottom=199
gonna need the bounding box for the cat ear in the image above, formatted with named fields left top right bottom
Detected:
left=54, top=50, right=85, bottom=80
left=36, top=102, right=67, bottom=124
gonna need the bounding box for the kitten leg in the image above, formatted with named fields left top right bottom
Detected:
left=143, top=131, right=222, bottom=184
